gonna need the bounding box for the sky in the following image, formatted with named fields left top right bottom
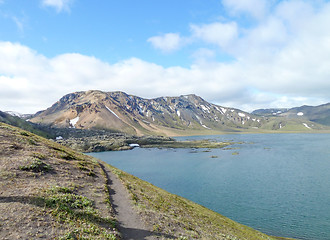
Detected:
left=1, top=0, right=330, bottom=114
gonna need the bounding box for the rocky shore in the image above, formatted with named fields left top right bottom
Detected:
left=55, top=133, right=231, bottom=152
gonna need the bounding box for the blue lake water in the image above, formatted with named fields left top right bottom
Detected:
left=89, top=134, right=330, bottom=240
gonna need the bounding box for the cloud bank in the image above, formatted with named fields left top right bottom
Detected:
left=1, top=0, right=330, bottom=114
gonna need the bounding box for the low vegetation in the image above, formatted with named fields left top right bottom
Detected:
left=0, top=122, right=120, bottom=239
left=55, top=134, right=233, bottom=152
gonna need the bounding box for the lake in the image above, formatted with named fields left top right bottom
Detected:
left=89, top=133, right=330, bottom=240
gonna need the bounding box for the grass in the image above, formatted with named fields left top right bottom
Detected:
left=37, top=186, right=118, bottom=240
left=107, top=164, right=279, bottom=240
left=0, top=122, right=121, bottom=239
left=19, top=157, right=52, bottom=172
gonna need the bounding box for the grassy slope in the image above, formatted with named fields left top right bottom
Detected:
left=0, top=122, right=119, bottom=239
left=0, top=111, right=54, bottom=138
left=107, top=165, right=292, bottom=240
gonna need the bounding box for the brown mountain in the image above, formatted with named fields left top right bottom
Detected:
left=30, top=90, right=267, bottom=136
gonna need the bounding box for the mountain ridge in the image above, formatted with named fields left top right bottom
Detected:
left=29, top=90, right=330, bottom=135
left=30, top=90, right=269, bottom=136
left=253, top=103, right=330, bottom=126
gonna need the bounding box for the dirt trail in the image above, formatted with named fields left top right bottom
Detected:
left=99, top=163, right=158, bottom=240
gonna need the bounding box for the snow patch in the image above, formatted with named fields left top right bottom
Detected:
left=202, top=124, right=211, bottom=129
left=6, top=111, right=23, bottom=117
left=129, top=143, right=140, bottom=148
left=200, top=105, right=210, bottom=113
left=303, top=123, right=311, bottom=129
left=105, top=106, right=121, bottom=119
left=297, top=112, right=304, bottom=116
left=215, top=106, right=226, bottom=115
left=231, top=109, right=234, bottom=112
left=70, top=116, right=79, bottom=128
left=138, top=104, right=145, bottom=113
left=56, top=136, right=63, bottom=140
left=177, top=110, right=181, bottom=117
left=238, top=112, right=246, bottom=117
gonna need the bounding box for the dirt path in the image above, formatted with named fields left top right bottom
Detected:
left=99, top=163, right=158, bottom=240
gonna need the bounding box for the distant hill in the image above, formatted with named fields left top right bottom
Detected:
left=252, top=108, right=290, bottom=116
left=0, top=110, right=54, bottom=138
left=253, top=103, right=330, bottom=126
left=29, top=90, right=330, bottom=135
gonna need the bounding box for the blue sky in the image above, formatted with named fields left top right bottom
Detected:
left=1, top=0, right=330, bottom=113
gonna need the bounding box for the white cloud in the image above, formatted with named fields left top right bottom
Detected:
left=147, top=33, right=185, bottom=53
left=0, top=42, right=245, bottom=113
left=41, top=0, right=73, bottom=12
left=191, top=48, right=216, bottom=64
left=190, top=22, right=238, bottom=50
left=222, top=0, right=269, bottom=19
left=2, top=1, right=330, bottom=114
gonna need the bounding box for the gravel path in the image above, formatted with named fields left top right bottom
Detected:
left=100, top=163, right=158, bottom=240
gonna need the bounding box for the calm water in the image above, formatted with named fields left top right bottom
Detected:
left=89, top=134, right=330, bottom=240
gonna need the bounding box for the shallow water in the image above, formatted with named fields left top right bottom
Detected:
left=89, top=134, right=330, bottom=240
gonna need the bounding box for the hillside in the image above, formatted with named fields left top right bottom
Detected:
left=0, top=122, right=120, bottom=239
left=279, top=103, right=330, bottom=126
left=0, top=110, right=54, bottom=138
left=0, top=122, right=292, bottom=239
left=253, top=103, right=330, bottom=129
left=30, top=90, right=329, bottom=136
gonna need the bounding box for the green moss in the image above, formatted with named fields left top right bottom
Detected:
left=38, top=186, right=118, bottom=240
left=19, top=158, right=52, bottom=172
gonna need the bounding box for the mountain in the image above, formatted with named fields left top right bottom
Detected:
left=0, top=110, right=54, bottom=138
left=30, top=90, right=330, bottom=135
left=5, top=111, right=32, bottom=119
left=253, top=103, right=330, bottom=126
left=252, top=108, right=290, bottom=116
left=30, top=90, right=268, bottom=136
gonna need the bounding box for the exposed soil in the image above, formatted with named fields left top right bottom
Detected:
left=0, top=123, right=119, bottom=239
left=100, top=163, right=159, bottom=240
left=0, top=122, right=170, bottom=240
